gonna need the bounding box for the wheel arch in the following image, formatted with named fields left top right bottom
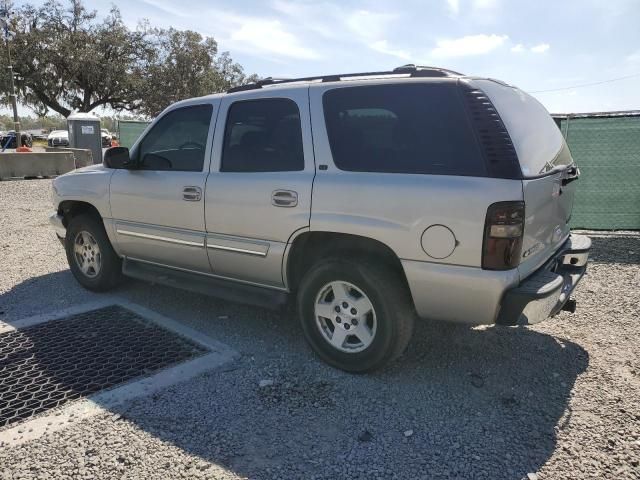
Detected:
left=57, top=200, right=102, bottom=228
left=285, top=231, right=411, bottom=294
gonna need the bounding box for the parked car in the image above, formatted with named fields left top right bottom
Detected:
left=47, top=130, right=69, bottom=147
left=49, top=65, right=591, bottom=372
left=101, top=128, right=112, bottom=147
left=1, top=130, right=33, bottom=149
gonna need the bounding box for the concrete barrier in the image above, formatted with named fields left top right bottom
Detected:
left=0, top=152, right=76, bottom=180
left=45, top=147, right=93, bottom=167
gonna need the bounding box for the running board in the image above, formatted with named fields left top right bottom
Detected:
left=122, top=259, right=289, bottom=310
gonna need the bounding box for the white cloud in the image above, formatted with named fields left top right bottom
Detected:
left=431, top=34, right=508, bottom=58
left=531, top=43, right=550, bottom=53
left=473, top=0, right=500, bottom=8
left=625, top=50, right=640, bottom=64
left=214, top=12, right=320, bottom=60
left=139, top=0, right=190, bottom=18
left=370, top=40, right=412, bottom=61
left=344, top=10, right=400, bottom=42
left=446, top=0, right=460, bottom=15
left=511, top=43, right=525, bottom=53
left=270, top=2, right=404, bottom=60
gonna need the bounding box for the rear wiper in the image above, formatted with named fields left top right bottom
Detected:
left=561, top=165, right=580, bottom=186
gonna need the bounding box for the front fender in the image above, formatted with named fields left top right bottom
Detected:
left=52, top=165, right=115, bottom=219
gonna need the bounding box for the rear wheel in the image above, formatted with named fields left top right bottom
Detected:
left=65, top=214, right=121, bottom=291
left=297, top=258, right=415, bottom=372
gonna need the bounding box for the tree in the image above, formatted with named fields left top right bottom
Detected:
left=0, top=0, right=255, bottom=117
left=136, top=28, right=258, bottom=117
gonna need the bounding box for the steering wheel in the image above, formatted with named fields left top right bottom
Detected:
left=179, top=141, right=204, bottom=150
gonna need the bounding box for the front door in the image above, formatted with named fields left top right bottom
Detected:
left=110, top=102, right=216, bottom=273
left=205, top=89, right=315, bottom=288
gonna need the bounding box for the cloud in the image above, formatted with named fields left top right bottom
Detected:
left=272, top=3, right=408, bottom=62
left=531, top=43, right=550, bottom=53
left=473, top=0, right=500, bottom=8
left=213, top=12, right=320, bottom=60
left=446, top=0, right=460, bottom=15
left=511, top=43, right=525, bottom=53
left=431, top=34, right=508, bottom=58
left=625, top=50, right=640, bottom=64
left=139, top=0, right=190, bottom=17
left=370, top=40, right=412, bottom=61
left=344, top=10, right=401, bottom=42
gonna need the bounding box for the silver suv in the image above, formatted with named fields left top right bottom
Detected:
left=50, top=65, right=591, bottom=372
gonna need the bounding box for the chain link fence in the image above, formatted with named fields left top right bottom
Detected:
left=555, top=112, right=640, bottom=230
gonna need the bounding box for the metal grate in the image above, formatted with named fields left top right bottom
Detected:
left=0, top=305, right=206, bottom=428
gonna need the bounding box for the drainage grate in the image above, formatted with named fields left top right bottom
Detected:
left=0, top=305, right=207, bottom=428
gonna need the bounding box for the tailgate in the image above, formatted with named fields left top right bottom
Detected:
left=520, top=166, right=577, bottom=278
left=471, top=79, right=578, bottom=279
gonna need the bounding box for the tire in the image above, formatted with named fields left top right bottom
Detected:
left=65, top=214, right=122, bottom=291
left=297, top=257, right=415, bottom=373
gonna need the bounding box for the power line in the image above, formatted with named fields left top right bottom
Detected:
left=529, top=72, right=640, bottom=93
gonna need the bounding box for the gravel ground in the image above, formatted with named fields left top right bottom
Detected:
left=0, top=179, right=638, bottom=480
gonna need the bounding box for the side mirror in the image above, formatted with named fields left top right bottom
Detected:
left=103, top=147, right=135, bottom=169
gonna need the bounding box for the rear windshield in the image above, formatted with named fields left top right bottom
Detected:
left=322, top=83, right=486, bottom=176
left=475, top=80, right=573, bottom=177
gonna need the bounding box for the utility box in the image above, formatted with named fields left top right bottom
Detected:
left=67, top=112, right=102, bottom=164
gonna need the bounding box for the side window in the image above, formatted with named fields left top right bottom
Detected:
left=138, top=104, right=212, bottom=172
left=221, top=98, right=304, bottom=172
left=322, top=84, right=485, bottom=176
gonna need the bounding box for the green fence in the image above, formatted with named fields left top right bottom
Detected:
left=117, top=120, right=150, bottom=149
left=556, top=113, right=640, bottom=230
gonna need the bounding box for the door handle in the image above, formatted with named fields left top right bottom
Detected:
left=271, top=190, right=298, bottom=207
left=183, top=186, right=202, bottom=202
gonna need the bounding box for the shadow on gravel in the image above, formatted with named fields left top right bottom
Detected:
left=102, top=319, right=588, bottom=480
left=585, top=233, right=640, bottom=265
left=1, top=271, right=591, bottom=479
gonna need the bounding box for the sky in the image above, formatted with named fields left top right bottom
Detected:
left=9, top=0, right=640, bottom=114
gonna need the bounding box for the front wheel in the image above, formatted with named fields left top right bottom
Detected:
left=297, top=258, right=415, bottom=373
left=65, top=214, right=122, bottom=291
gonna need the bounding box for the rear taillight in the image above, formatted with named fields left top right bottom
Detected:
left=482, top=201, right=525, bottom=270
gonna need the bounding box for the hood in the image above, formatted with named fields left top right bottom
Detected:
left=72, top=163, right=108, bottom=174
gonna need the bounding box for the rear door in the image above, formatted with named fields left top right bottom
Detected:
left=474, top=80, right=577, bottom=278
left=204, top=88, right=315, bottom=288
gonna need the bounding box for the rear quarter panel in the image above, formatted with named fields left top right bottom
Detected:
left=308, top=82, right=523, bottom=267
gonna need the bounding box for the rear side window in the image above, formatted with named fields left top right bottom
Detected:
left=221, top=98, right=304, bottom=172
left=322, top=83, right=485, bottom=176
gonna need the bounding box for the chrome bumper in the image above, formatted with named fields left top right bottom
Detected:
left=497, top=234, right=591, bottom=325
left=49, top=212, right=66, bottom=240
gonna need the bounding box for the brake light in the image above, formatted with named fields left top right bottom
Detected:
left=482, top=201, right=525, bottom=270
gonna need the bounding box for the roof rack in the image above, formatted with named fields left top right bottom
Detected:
left=227, top=64, right=464, bottom=93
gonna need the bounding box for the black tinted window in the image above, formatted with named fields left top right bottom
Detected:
left=222, top=99, right=304, bottom=172
left=138, top=104, right=212, bottom=171
left=323, top=84, right=485, bottom=176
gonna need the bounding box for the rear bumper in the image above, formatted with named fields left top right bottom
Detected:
left=496, top=234, right=591, bottom=325
left=402, top=259, right=520, bottom=325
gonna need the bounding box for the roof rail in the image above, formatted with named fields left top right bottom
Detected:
left=226, top=64, right=464, bottom=93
